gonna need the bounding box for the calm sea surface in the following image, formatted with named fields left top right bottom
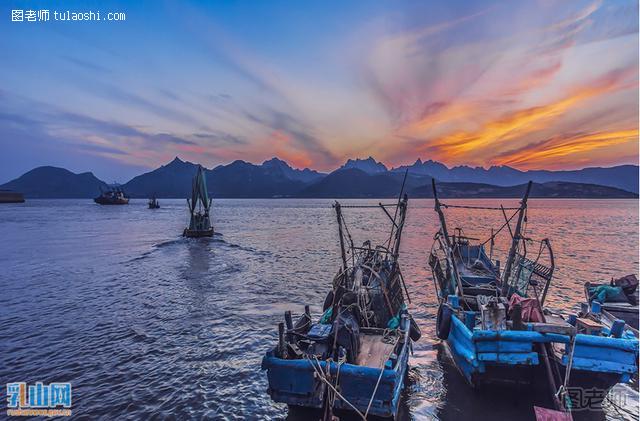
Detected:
left=1, top=199, right=638, bottom=420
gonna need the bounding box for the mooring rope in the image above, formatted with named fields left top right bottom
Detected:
left=308, top=356, right=367, bottom=420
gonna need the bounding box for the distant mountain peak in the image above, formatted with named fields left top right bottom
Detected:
left=259, top=156, right=324, bottom=183
left=341, top=156, right=388, bottom=174
left=228, top=159, right=249, bottom=166
left=0, top=165, right=108, bottom=198
left=163, top=156, right=195, bottom=170
left=262, top=157, right=292, bottom=169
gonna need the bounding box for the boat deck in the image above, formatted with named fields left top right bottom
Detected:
left=357, top=334, right=395, bottom=369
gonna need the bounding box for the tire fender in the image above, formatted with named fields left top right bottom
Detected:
left=436, top=303, right=453, bottom=340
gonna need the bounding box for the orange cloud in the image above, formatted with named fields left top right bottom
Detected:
left=401, top=60, right=564, bottom=139
left=494, top=129, right=639, bottom=169
left=268, top=130, right=314, bottom=169
left=418, top=67, right=636, bottom=162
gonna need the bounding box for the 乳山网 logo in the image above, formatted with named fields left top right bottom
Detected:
left=6, top=382, right=72, bottom=417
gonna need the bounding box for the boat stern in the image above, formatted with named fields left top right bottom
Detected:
left=261, top=349, right=407, bottom=418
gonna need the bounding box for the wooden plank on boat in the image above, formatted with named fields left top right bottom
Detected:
left=544, top=314, right=570, bottom=326
left=530, top=322, right=576, bottom=336
left=576, top=317, right=603, bottom=336
left=577, top=317, right=602, bottom=328
left=357, top=334, right=395, bottom=369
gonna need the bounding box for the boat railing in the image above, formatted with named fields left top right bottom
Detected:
left=503, top=238, right=555, bottom=305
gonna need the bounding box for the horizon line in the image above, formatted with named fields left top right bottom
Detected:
left=3, top=155, right=638, bottom=185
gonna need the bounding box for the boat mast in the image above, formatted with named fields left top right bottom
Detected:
left=432, top=179, right=451, bottom=247
left=432, top=179, right=468, bottom=299
left=501, top=181, right=533, bottom=295
left=334, top=202, right=348, bottom=271
left=391, top=194, right=408, bottom=262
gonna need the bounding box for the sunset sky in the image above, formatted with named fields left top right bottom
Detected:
left=1, top=0, right=638, bottom=182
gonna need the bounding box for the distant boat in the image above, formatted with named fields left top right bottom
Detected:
left=148, top=196, right=160, bottom=209
left=183, top=165, right=213, bottom=237
left=0, top=189, right=25, bottom=203
left=94, top=187, right=129, bottom=205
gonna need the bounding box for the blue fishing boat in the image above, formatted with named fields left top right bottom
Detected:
left=262, top=185, right=420, bottom=419
left=428, top=180, right=639, bottom=415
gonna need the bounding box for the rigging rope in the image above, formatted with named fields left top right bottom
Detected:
left=338, top=204, right=399, bottom=209
left=479, top=208, right=520, bottom=246
left=441, top=203, right=520, bottom=210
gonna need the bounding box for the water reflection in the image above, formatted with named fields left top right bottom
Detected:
left=0, top=199, right=636, bottom=419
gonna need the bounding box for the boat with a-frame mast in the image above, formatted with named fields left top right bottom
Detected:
left=428, top=179, right=638, bottom=416
left=183, top=165, right=213, bottom=237
left=262, top=180, right=421, bottom=419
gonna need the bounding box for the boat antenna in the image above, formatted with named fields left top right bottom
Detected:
left=501, top=180, right=533, bottom=295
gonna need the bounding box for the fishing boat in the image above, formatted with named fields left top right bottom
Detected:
left=584, top=275, right=638, bottom=331
left=148, top=195, right=160, bottom=209
left=94, top=186, right=129, bottom=205
left=262, top=188, right=420, bottom=419
left=183, top=165, right=213, bottom=237
left=428, top=180, right=638, bottom=415
left=0, top=189, right=25, bottom=203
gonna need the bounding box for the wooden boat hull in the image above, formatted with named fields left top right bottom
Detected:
left=444, top=313, right=540, bottom=387
left=261, top=317, right=411, bottom=418
left=443, top=299, right=638, bottom=398
left=94, top=197, right=129, bottom=205
left=555, top=333, right=637, bottom=386
left=183, top=228, right=214, bottom=237
left=602, top=308, right=639, bottom=330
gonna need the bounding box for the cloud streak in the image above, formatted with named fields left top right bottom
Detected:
left=495, top=129, right=639, bottom=169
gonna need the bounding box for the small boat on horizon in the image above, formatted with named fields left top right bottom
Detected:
left=183, top=165, right=213, bottom=237
left=94, top=186, right=129, bottom=205
left=262, top=179, right=421, bottom=419
left=148, top=195, right=160, bottom=209
left=0, top=189, right=25, bottom=203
